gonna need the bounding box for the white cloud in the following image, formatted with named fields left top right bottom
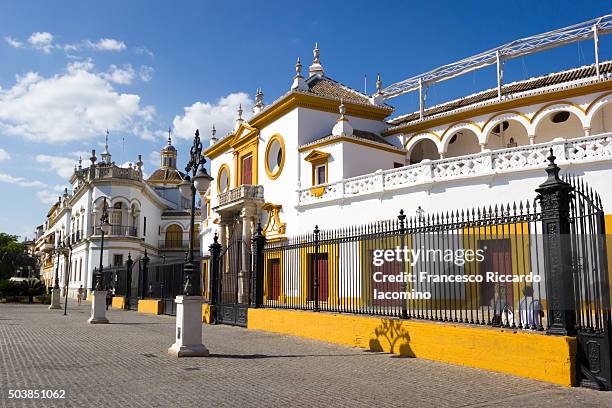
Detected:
left=4, top=36, right=24, bottom=48
left=36, top=189, right=61, bottom=205
left=28, top=32, right=54, bottom=54
left=86, top=38, right=126, bottom=51
left=103, top=64, right=135, bottom=85
left=139, top=65, right=154, bottom=82
left=35, top=154, right=79, bottom=178
left=0, top=148, right=10, bottom=161
left=172, top=92, right=254, bottom=141
left=149, top=150, right=160, bottom=166
left=0, top=173, right=46, bottom=188
left=135, top=46, right=154, bottom=57
left=0, top=62, right=154, bottom=143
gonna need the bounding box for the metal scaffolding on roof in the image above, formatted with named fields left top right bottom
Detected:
left=381, top=14, right=612, bottom=119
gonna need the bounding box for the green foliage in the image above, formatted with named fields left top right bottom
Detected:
left=0, top=233, right=27, bottom=280
left=37, top=293, right=51, bottom=305
left=0, top=279, right=22, bottom=299
left=21, top=279, right=44, bottom=303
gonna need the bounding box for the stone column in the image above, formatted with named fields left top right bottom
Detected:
left=87, top=290, right=109, bottom=324
left=584, top=127, right=592, bottom=137
left=238, top=207, right=254, bottom=303
left=528, top=133, right=536, bottom=145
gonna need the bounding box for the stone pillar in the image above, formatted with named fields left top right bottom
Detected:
left=528, top=133, right=535, bottom=145
left=49, top=288, right=61, bottom=309
left=168, top=296, right=209, bottom=357
left=238, top=207, right=253, bottom=303
left=87, top=290, right=109, bottom=324
left=584, top=127, right=592, bottom=137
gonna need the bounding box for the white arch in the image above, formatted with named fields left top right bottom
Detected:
left=586, top=93, right=612, bottom=130
left=532, top=103, right=588, bottom=133
left=405, top=133, right=442, bottom=156
left=160, top=222, right=187, bottom=234
left=482, top=114, right=532, bottom=145
left=440, top=123, right=482, bottom=153
left=110, top=196, right=130, bottom=208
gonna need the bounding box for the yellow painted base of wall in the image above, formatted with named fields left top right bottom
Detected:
left=202, top=304, right=214, bottom=324
left=137, top=299, right=162, bottom=315
left=248, top=309, right=576, bottom=387
left=111, top=296, right=126, bottom=309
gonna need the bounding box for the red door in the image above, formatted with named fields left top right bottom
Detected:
left=308, top=253, right=328, bottom=302
left=479, top=239, right=513, bottom=306
left=371, top=251, right=403, bottom=307
left=241, top=155, right=252, bottom=185
left=268, top=258, right=280, bottom=300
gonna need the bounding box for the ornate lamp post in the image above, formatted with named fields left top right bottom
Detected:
left=169, top=129, right=213, bottom=357
left=88, top=197, right=111, bottom=324
left=48, top=238, right=64, bottom=310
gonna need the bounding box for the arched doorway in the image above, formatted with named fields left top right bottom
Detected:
left=165, top=224, right=183, bottom=249
left=409, top=138, right=439, bottom=164
left=445, top=129, right=480, bottom=158
left=485, top=120, right=530, bottom=150
left=535, top=110, right=583, bottom=144
left=590, top=103, right=612, bottom=135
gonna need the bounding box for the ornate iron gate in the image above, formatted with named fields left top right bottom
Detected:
left=216, top=227, right=250, bottom=327
left=567, top=176, right=612, bottom=390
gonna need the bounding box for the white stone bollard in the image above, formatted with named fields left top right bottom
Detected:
left=49, top=288, right=61, bottom=310
left=87, top=290, right=109, bottom=324
left=168, top=296, right=209, bottom=357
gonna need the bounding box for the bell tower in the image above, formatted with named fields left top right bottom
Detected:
left=161, top=128, right=177, bottom=169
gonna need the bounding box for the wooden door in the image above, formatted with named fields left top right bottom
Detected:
left=308, top=253, right=328, bottom=302
left=241, top=155, right=253, bottom=185
left=479, top=239, right=513, bottom=306
left=267, top=258, right=280, bottom=300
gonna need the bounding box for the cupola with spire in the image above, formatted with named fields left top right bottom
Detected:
left=291, top=57, right=308, bottom=91
left=332, top=99, right=353, bottom=137
left=308, top=43, right=324, bottom=78
left=209, top=124, right=217, bottom=146
left=101, top=130, right=112, bottom=164
left=161, top=127, right=177, bottom=169
left=370, top=73, right=385, bottom=106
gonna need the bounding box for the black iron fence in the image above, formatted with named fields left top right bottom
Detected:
left=245, top=151, right=609, bottom=339
left=91, top=225, right=137, bottom=237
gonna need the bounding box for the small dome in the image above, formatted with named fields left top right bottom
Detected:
left=162, top=144, right=176, bottom=152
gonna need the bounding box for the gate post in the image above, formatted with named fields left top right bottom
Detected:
left=125, top=252, right=133, bottom=310
left=251, top=222, right=266, bottom=308
left=140, top=250, right=149, bottom=300
left=536, top=149, right=576, bottom=336
left=209, top=233, right=222, bottom=308
left=398, top=210, right=409, bottom=319
left=313, top=225, right=320, bottom=312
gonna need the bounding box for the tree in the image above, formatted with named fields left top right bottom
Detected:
left=0, top=233, right=27, bottom=280
left=21, top=279, right=44, bottom=303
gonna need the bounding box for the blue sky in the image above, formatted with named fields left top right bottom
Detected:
left=0, top=1, right=610, bottom=238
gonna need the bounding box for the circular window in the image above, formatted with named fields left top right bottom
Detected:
left=551, top=111, right=570, bottom=123
left=217, top=165, right=230, bottom=193
left=265, top=134, right=285, bottom=180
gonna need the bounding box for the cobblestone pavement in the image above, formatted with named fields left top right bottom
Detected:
left=1, top=303, right=611, bottom=408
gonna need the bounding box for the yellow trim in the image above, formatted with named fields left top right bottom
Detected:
left=264, top=134, right=286, bottom=180
left=310, top=186, right=326, bottom=197
left=248, top=309, right=577, bottom=387
left=439, top=120, right=483, bottom=141
left=530, top=100, right=586, bottom=122
left=251, top=92, right=392, bottom=130
left=304, top=150, right=330, bottom=186
left=216, top=164, right=231, bottom=194
left=384, top=81, right=611, bottom=136
left=234, top=142, right=258, bottom=186
left=299, top=136, right=405, bottom=155
left=481, top=110, right=532, bottom=130
left=202, top=303, right=214, bottom=324
left=262, top=202, right=286, bottom=239
left=585, top=90, right=612, bottom=114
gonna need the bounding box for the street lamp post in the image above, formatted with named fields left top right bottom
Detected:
left=88, top=197, right=111, bottom=324
left=169, top=129, right=213, bottom=357
left=49, top=239, right=63, bottom=310
left=63, top=240, right=72, bottom=316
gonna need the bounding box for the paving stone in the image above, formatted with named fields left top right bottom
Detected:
left=0, top=302, right=611, bottom=408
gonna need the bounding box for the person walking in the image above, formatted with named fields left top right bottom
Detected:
left=77, top=285, right=83, bottom=305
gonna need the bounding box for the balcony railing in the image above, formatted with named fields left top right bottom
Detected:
left=158, top=239, right=200, bottom=250
left=91, top=225, right=137, bottom=238
left=297, top=133, right=612, bottom=205
left=70, top=230, right=84, bottom=244
left=217, top=184, right=264, bottom=207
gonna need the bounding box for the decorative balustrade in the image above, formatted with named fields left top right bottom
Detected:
left=297, top=133, right=612, bottom=206
left=91, top=225, right=138, bottom=238
left=217, top=185, right=264, bottom=207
